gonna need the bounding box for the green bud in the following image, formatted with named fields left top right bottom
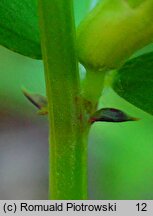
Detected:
left=77, top=0, right=153, bottom=71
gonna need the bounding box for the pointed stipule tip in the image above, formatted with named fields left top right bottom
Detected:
left=21, top=87, right=29, bottom=96
left=21, top=87, right=32, bottom=102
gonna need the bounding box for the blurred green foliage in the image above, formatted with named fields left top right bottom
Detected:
left=0, top=47, right=45, bottom=114
left=89, top=88, right=153, bottom=199
left=0, top=0, right=153, bottom=199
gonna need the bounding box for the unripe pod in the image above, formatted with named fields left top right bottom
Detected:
left=77, top=0, right=153, bottom=71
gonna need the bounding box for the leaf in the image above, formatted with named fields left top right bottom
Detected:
left=0, top=0, right=41, bottom=59
left=113, top=52, right=153, bottom=115
left=89, top=108, right=137, bottom=124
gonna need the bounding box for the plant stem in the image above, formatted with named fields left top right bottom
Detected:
left=82, top=69, right=106, bottom=115
left=38, top=0, right=87, bottom=199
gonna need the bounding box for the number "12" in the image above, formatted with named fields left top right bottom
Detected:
left=136, top=203, right=147, bottom=211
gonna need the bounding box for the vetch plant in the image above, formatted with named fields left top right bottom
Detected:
left=0, top=0, right=153, bottom=199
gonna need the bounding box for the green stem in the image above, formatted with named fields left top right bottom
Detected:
left=38, top=0, right=87, bottom=199
left=82, top=69, right=106, bottom=115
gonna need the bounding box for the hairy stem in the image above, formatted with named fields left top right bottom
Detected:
left=38, top=0, right=87, bottom=199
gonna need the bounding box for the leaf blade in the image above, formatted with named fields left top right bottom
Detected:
left=113, top=52, right=153, bottom=115
left=0, top=0, right=41, bottom=59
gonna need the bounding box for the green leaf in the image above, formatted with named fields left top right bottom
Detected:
left=113, top=52, right=153, bottom=115
left=0, top=0, right=41, bottom=59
